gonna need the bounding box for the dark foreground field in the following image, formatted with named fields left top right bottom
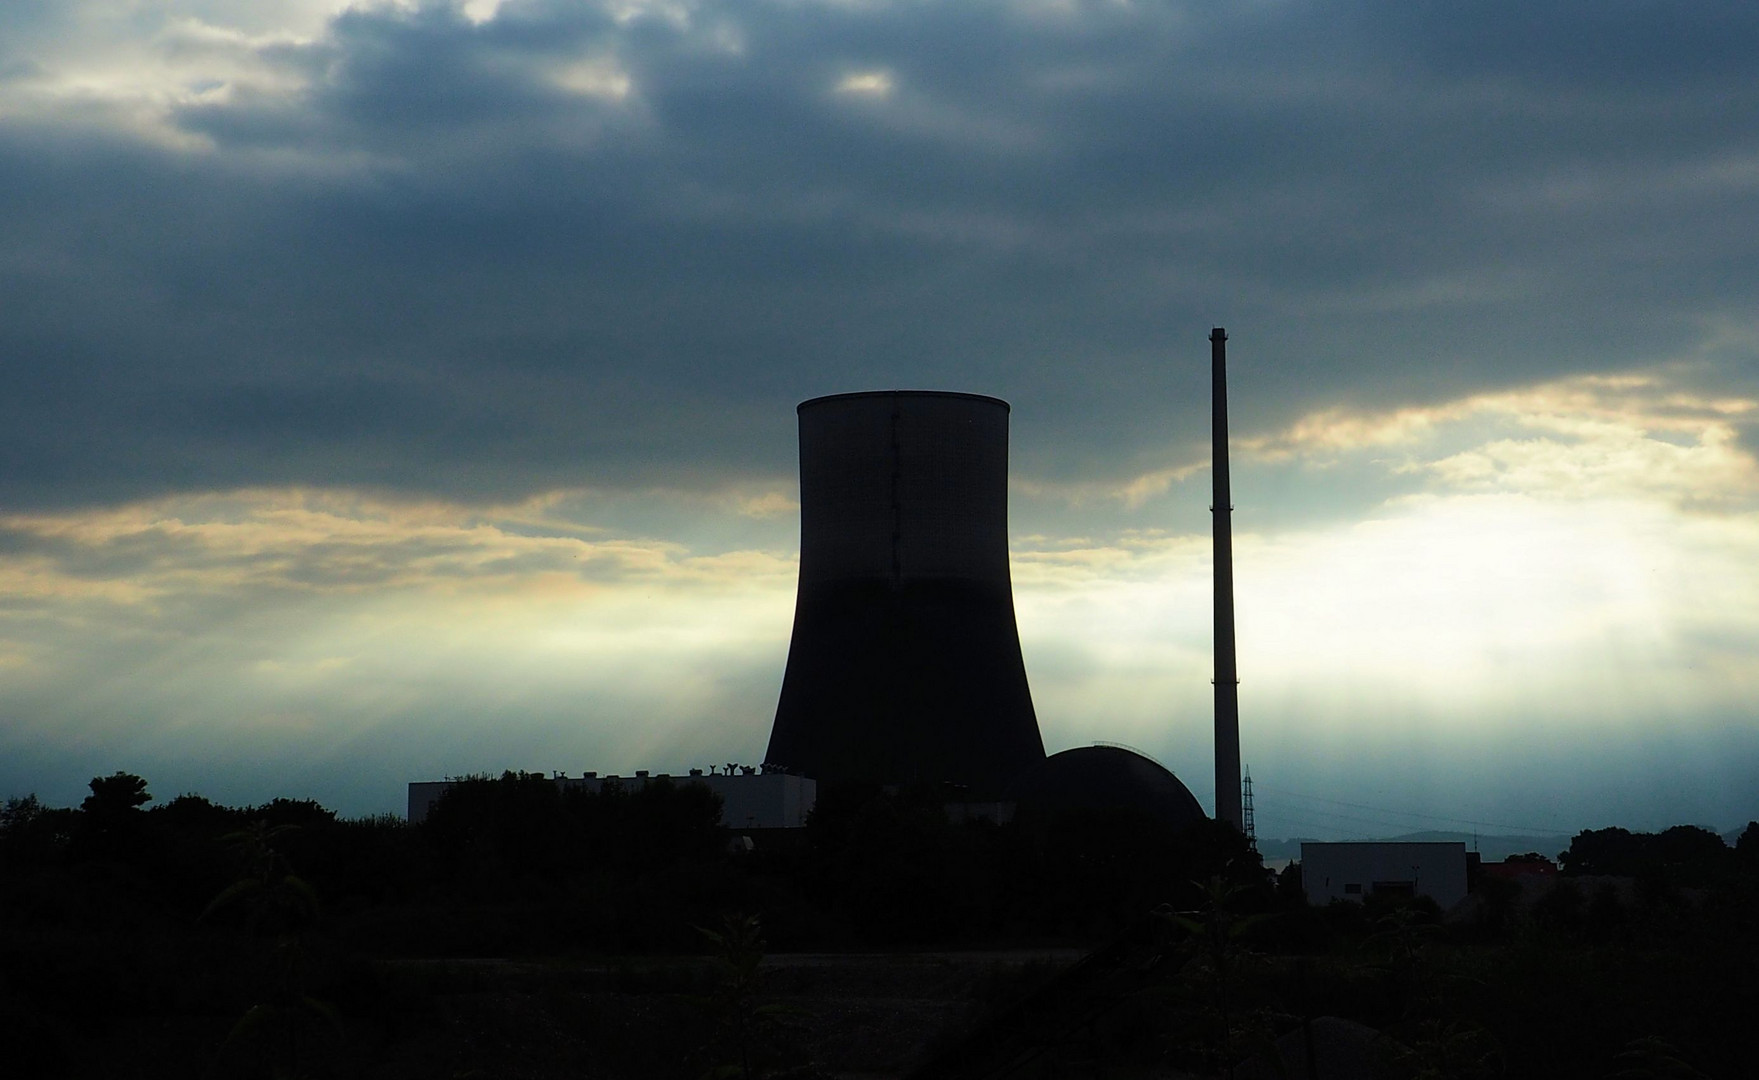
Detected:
left=4, top=773, right=1757, bottom=1078
left=13, top=927, right=1756, bottom=1079
left=10, top=948, right=1078, bottom=1079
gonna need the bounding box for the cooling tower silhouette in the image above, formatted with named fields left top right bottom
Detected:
left=765, top=391, right=1046, bottom=794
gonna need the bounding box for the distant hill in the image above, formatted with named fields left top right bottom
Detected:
left=1258, top=830, right=1574, bottom=864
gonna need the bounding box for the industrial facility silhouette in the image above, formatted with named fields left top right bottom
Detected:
left=763, top=388, right=1208, bottom=830
left=765, top=391, right=1044, bottom=795
left=414, top=334, right=1243, bottom=835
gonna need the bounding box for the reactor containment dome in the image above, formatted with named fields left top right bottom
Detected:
left=1008, top=745, right=1207, bottom=832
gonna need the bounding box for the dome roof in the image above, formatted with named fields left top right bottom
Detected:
left=1008, top=745, right=1207, bottom=831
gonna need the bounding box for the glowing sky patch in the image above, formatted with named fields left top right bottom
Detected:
left=554, top=58, right=634, bottom=101
left=835, top=70, right=894, bottom=98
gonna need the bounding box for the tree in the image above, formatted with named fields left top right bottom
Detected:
left=1, top=793, right=44, bottom=835
left=1736, top=822, right=1759, bottom=865
left=152, top=793, right=243, bottom=838
left=81, top=772, right=151, bottom=817
left=0, top=794, right=77, bottom=864
left=1559, top=827, right=1635, bottom=876
left=77, top=772, right=153, bottom=857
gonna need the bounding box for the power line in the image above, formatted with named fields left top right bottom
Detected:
left=1196, top=785, right=1374, bottom=840
left=1254, top=783, right=1575, bottom=836
left=1253, top=803, right=1432, bottom=837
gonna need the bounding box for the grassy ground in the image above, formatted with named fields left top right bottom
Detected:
left=12, top=947, right=1081, bottom=1080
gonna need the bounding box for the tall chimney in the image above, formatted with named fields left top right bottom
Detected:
left=765, top=391, right=1046, bottom=794
left=1211, top=328, right=1243, bottom=830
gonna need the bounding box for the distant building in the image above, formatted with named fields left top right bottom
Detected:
left=1301, top=841, right=1469, bottom=909
left=407, top=769, right=817, bottom=830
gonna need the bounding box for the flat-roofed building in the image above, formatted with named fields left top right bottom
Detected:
left=407, top=770, right=816, bottom=830
left=1301, top=841, right=1469, bottom=910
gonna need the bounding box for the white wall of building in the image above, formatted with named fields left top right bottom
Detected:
left=407, top=771, right=817, bottom=829
left=1301, top=841, right=1469, bottom=910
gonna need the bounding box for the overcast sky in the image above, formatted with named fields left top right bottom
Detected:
left=3, top=0, right=1757, bottom=837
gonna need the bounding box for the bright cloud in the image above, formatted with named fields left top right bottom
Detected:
left=0, top=4, right=337, bottom=146
left=0, top=487, right=799, bottom=601
left=835, top=70, right=894, bottom=98
left=1244, top=373, right=1757, bottom=471
left=553, top=57, right=635, bottom=100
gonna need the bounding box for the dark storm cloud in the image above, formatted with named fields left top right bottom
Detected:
left=3, top=0, right=1757, bottom=509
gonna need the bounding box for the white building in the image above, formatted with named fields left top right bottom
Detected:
left=407, top=769, right=817, bottom=830
left=1300, top=841, right=1469, bottom=910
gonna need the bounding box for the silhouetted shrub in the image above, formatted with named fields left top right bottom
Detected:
left=1532, top=879, right=1585, bottom=935
left=1560, top=825, right=1730, bottom=885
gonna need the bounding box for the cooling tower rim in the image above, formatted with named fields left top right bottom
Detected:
left=798, top=390, right=1010, bottom=413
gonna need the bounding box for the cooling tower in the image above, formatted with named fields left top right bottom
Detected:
left=765, top=391, right=1046, bottom=794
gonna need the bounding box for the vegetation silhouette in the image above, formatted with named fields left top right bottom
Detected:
left=690, top=912, right=821, bottom=1080
left=201, top=819, right=342, bottom=1078
left=0, top=774, right=1756, bottom=1078
left=1155, top=876, right=1279, bottom=1077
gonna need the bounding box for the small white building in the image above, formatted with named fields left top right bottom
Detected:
left=1301, top=841, right=1469, bottom=910
left=407, top=769, right=816, bottom=830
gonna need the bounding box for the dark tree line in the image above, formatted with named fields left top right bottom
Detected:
left=1, top=770, right=1261, bottom=958
left=7, top=773, right=1757, bottom=1078
left=1558, top=822, right=1759, bottom=883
